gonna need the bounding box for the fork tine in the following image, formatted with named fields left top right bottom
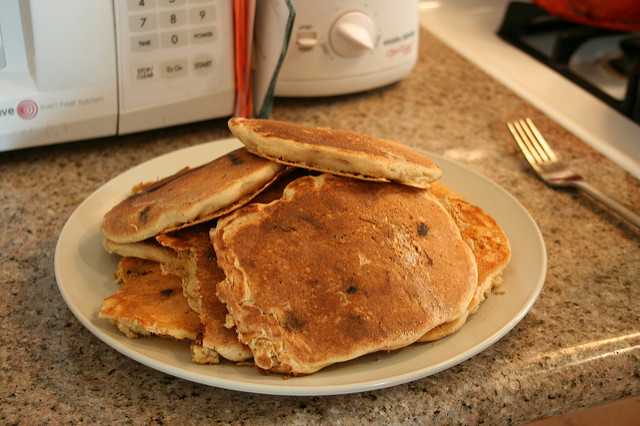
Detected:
left=508, top=120, right=543, bottom=165
left=507, top=122, right=533, bottom=164
left=518, top=119, right=551, bottom=162
left=524, top=118, right=559, bottom=162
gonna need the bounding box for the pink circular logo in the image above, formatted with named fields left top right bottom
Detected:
left=17, top=100, right=38, bottom=120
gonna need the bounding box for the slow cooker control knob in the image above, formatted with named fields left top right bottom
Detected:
left=329, top=11, right=375, bottom=58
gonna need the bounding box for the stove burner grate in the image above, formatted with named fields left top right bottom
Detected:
left=497, top=1, right=640, bottom=124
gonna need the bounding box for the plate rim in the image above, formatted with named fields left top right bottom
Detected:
left=54, top=138, right=546, bottom=396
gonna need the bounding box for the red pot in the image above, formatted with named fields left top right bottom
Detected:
left=533, top=0, right=640, bottom=32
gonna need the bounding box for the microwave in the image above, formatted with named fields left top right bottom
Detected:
left=0, top=0, right=236, bottom=151
left=0, top=0, right=418, bottom=152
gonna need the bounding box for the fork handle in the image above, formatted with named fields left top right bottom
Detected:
left=571, top=180, right=640, bottom=229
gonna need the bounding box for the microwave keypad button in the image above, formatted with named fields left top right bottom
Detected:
left=158, top=0, right=186, bottom=7
left=133, top=64, right=158, bottom=82
left=192, top=53, right=214, bottom=76
left=160, top=31, right=188, bottom=48
left=159, top=10, right=187, bottom=28
left=191, top=26, right=217, bottom=44
left=131, top=34, right=159, bottom=52
left=129, top=14, right=158, bottom=32
left=189, top=6, right=216, bottom=24
left=127, top=0, right=156, bottom=11
left=161, top=59, right=188, bottom=79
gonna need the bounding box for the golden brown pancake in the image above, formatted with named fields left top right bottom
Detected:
left=99, top=257, right=201, bottom=340
left=198, top=272, right=252, bottom=362
left=156, top=223, right=252, bottom=362
left=418, top=182, right=511, bottom=342
left=212, top=174, right=477, bottom=375
left=228, top=118, right=441, bottom=189
left=155, top=223, right=215, bottom=313
left=249, top=168, right=315, bottom=204
left=103, top=238, right=179, bottom=265
left=190, top=337, right=221, bottom=365
left=101, top=148, right=288, bottom=244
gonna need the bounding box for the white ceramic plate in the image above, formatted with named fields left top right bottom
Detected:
left=54, top=138, right=546, bottom=396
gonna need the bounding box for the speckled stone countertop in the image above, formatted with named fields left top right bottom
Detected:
left=2, top=29, right=639, bottom=425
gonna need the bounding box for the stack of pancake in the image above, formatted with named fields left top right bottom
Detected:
left=99, top=118, right=511, bottom=376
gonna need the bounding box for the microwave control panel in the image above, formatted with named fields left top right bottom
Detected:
left=114, top=0, right=235, bottom=133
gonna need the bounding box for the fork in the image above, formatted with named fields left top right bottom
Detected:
left=507, top=118, right=640, bottom=229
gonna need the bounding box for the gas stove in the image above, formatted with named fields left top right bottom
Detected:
left=419, top=0, right=640, bottom=179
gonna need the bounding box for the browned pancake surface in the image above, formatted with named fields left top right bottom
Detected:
left=156, top=223, right=216, bottom=312
left=102, top=238, right=178, bottom=265
left=430, top=182, right=511, bottom=305
left=101, top=148, right=287, bottom=244
left=419, top=182, right=511, bottom=342
left=228, top=118, right=441, bottom=188
left=212, top=174, right=477, bottom=374
left=157, top=223, right=252, bottom=362
left=99, top=257, right=201, bottom=340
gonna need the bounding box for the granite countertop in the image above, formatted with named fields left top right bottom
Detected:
left=1, top=29, right=639, bottom=424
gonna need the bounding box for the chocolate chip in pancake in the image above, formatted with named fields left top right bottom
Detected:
left=418, top=181, right=511, bottom=342
left=99, top=257, right=201, bottom=341
left=212, top=174, right=477, bottom=375
left=228, top=118, right=441, bottom=189
left=101, top=148, right=288, bottom=244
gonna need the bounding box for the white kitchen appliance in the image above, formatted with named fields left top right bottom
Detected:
left=275, top=0, right=419, bottom=97
left=0, top=0, right=419, bottom=152
left=0, top=0, right=235, bottom=152
left=419, top=0, right=640, bottom=180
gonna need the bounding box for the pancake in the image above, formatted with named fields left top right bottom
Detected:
left=212, top=174, right=477, bottom=375
left=155, top=223, right=216, bottom=313
left=99, top=257, right=201, bottom=341
left=418, top=182, right=511, bottom=342
left=228, top=117, right=441, bottom=189
left=190, top=337, right=221, bottom=365
left=103, top=238, right=179, bottom=265
left=198, top=272, right=253, bottom=362
left=419, top=313, right=470, bottom=342
left=249, top=168, right=315, bottom=205
left=156, top=223, right=252, bottom=362
left=101, top=147, right=288, bottom=244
